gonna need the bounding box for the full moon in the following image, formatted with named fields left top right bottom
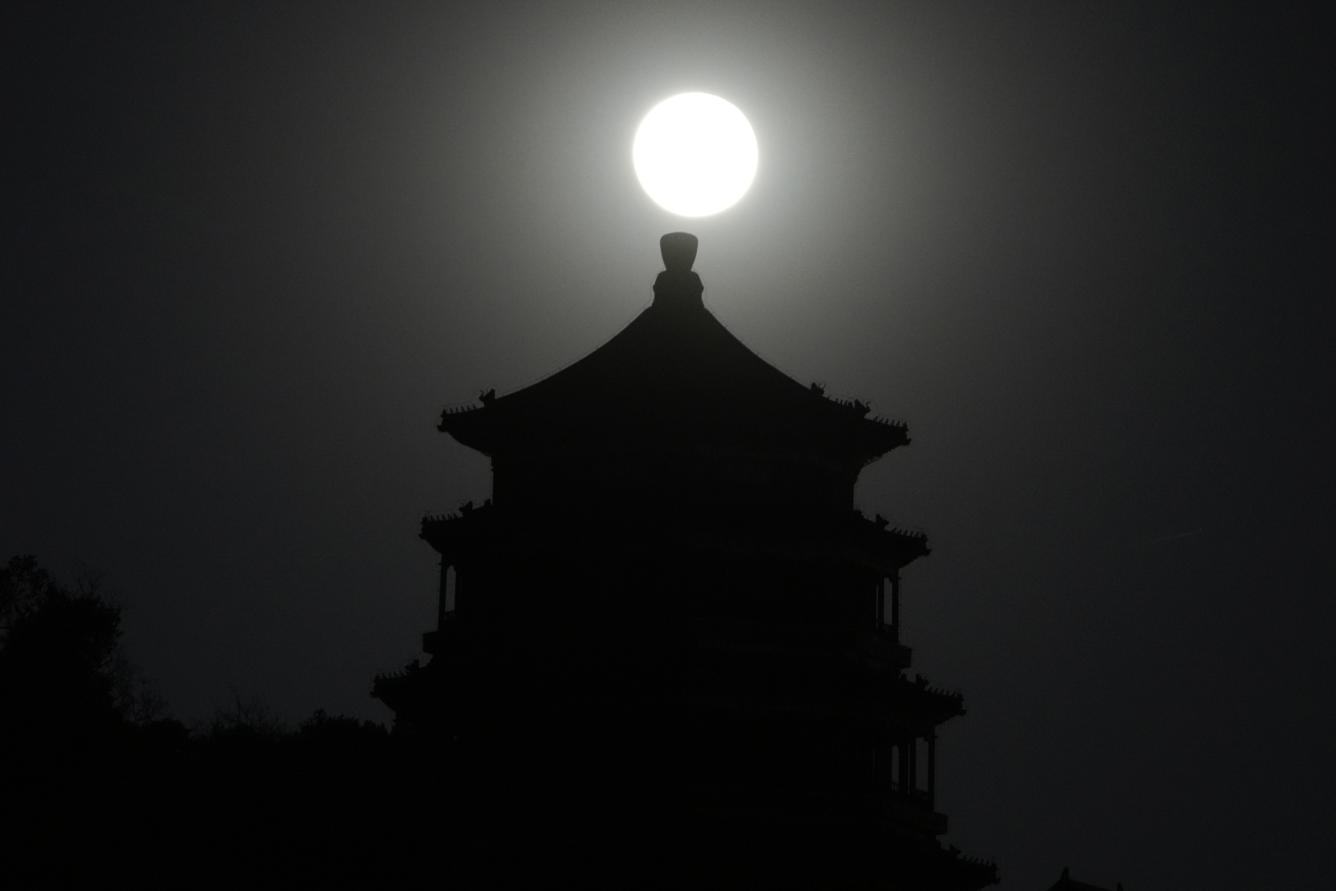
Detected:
left=633, top=92, right=758, bottom=218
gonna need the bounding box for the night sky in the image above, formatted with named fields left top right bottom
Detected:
left=8, top=3, right=1333, bottom=888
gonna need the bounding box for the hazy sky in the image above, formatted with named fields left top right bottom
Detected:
left=8, top=3, right=1333, bottom=888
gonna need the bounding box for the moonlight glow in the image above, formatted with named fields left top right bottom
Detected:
left=633, top=92, right=758, bottom=218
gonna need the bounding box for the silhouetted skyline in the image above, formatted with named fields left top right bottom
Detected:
left=7, top=4, right=1332, bottom=889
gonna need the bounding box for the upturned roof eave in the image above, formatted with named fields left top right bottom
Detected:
left=439, top=400, right=909, bottom=464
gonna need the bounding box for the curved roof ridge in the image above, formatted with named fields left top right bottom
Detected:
left=438, top=288, right=908, bottom=465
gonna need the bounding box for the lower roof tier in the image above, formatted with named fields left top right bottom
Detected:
left=420, top=502, right=929, bottom=577
left=374, top=647, right=964, bottom=740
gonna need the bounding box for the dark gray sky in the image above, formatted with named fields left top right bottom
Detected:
left=8, top=3, right=1333, bottom=888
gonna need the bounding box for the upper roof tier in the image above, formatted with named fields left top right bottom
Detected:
left=439, top=234, right=908, bottom=467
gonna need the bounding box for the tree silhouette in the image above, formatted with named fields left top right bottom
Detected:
left=0, top=556, right=131, bottom=745
left=1, top=556, right=419, bottom=887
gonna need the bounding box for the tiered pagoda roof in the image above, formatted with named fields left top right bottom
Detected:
left=438, top=233, right=908, bottom=469
left=376, top=232, right=998, bottom=890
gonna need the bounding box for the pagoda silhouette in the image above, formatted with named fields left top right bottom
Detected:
left=374, top=233, right=997, bottom=888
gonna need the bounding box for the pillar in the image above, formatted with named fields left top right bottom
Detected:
left=907, top=734, right=918, bottom=798
left=927, top=732, right=937, bottom=806
left=454, top=564, right=463, bottom=617
left=890, top=574, right=901, bottom=631
left=897, top=740, right=910, bottom=794
left=437, top=561, right=451, bottom=627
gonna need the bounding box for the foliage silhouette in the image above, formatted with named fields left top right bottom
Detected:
left=0, top=556, right=129, bottom=745
left=1, top=560, right=428, bottom=888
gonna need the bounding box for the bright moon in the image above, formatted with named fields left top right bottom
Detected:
left=633, top=92, right=758, bottom=218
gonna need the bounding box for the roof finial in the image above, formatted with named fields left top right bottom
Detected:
left=652, top=232, right=703, bottom=309
left=660, top=232, right=698, bottom=272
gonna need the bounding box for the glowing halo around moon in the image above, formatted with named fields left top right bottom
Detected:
left=633, top=92, right=758, bottom=218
